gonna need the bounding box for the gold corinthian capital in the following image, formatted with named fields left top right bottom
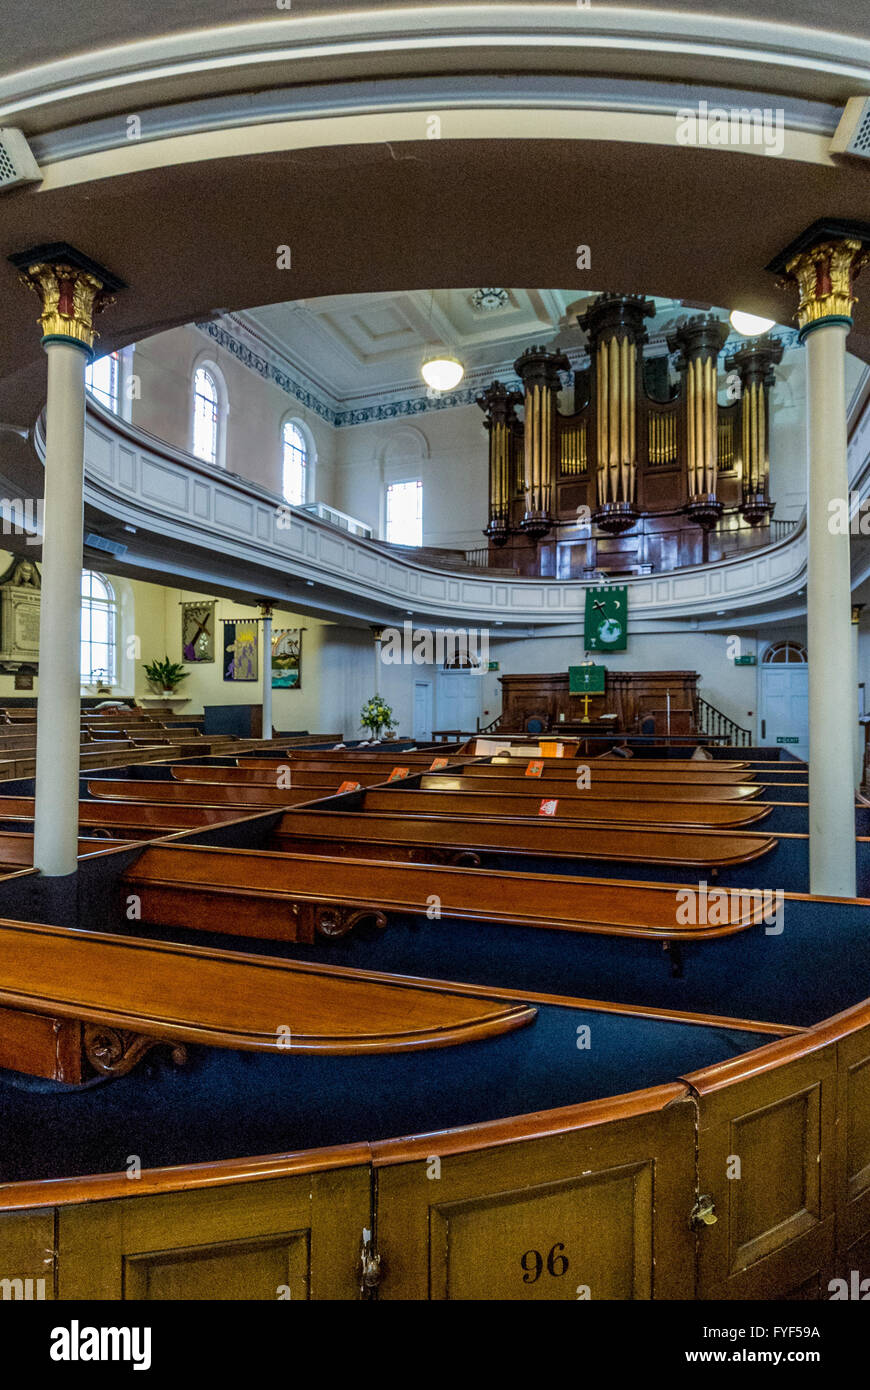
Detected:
left=17, top=260, right=116, bottom=352
left=782, top=238, right=869, bottom=331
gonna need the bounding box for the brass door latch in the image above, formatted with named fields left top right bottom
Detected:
left=690, top=1194, right=718, bottom=1229
left=359, top=1227, right=382, bottom=1298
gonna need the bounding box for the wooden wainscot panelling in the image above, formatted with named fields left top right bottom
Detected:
left=55, top=1158, right=371, bottom=1301
left=0, top=1208, right=55, bottom=1301
left=372, top=1084, right=696, bottom=1300
left=684, top=1027, right=838, bottom=1300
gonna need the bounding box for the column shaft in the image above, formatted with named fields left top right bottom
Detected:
left=33, top=341, right=88, bottom=875
left=261, top=611, right=273, bottom=739
left=805, top=323, right=856, bottom=895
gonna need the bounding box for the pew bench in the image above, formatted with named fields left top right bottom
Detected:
left=120, top=843, right=774, bottom=946
left=361, top=787, right=771, bottom=829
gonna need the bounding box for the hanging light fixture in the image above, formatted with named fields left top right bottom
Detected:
left=729, top=309, right=776, bottom=336
left=421, top=353, right=464, bottom=391
left=420, top=288, right=464, bottom=391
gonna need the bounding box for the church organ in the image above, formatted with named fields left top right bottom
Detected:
left=478, top=294, right=785, bottom=577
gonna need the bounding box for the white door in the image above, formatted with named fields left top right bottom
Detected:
left=759, top=664, right=809, bottom=759
left=434, top=670, right=482, bottom=735
left=413, top=681, right=433, bottom=742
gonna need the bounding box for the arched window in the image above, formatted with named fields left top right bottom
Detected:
left=282, top=421, right=308, bottom=504
left=192, top=366, right=219, bottom=465
left=763, top=641, right=808, bottom=664
left=85, top=352, right=119, bottom=412
left=386, top=479, right=423, bottom=545
left=81, top=571, right=117, bottom=686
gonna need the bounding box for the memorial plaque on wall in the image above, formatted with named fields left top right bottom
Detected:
left=0, top=558, right=41, bottom=665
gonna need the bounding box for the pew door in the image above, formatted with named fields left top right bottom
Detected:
left=689, top=1036, right=838, bottom=1300
left=833, top=1010, right=870, bottom=1280
left=0, top=1207, right=55, bottom=1300
left=373, top=1087, right=696, bottom=1300
left=55, top=1164, right=370, bottom=1301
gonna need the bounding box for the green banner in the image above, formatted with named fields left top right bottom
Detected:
left=584, top=586, right=627, bottom=652
left=569, top=664, right=606, bottom=694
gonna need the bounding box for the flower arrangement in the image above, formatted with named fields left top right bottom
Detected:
left=360, top=695, right=394, bottom=740
left=143, top=656, right=190, bottom=695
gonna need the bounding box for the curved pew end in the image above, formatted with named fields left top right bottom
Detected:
left=0, top=918, right=537, bottom=1082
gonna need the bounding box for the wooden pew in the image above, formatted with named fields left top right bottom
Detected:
left=121, top=843, right=773, bottom=945
left=237, top=751, right=467, bottom=767
left=496, top=752, right=751, bottom=771
left=416, top=773, right=763, bottom=803
left=0, top=832, right=130, bottom=869
left=87, top=776, right=770, bottom=826
left=0, top=797, right=256, bottom=836
left=87, top=779, right=327, bottom=809
left=0, top=918, right=536, bottom=1082
left=271, top=807, right=775, bottom=871
left=172, top=765, right=419, bottom=789
left=243, top=755, right=760, bottom=785
left=360, top=788, right=770, bottom=829
left=178, top=763, right=770, bottom=807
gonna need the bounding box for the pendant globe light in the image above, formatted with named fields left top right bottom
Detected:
left=421, top=354, right=464, bottom=391
left=729, top=309, right=776, bottom=336
left=420, top=290, right=464, bottom=391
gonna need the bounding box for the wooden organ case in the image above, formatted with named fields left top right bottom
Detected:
left=478, top=294, right=784, bottom=578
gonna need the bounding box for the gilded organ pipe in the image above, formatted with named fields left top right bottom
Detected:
left=477, top=380, right=523, bottom=546
left=512, top=345, right=570, bottom=540
left=577, top=292, right=654, bottom=534
left=667, top=313, right=730, bottom=529
left=724, top=333, right=783, bottom=526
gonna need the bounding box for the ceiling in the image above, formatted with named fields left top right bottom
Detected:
left=240, top=290, right=768, bottom=405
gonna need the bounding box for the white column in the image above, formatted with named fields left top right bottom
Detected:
left=261, top=607, right=273, bottom=739
left=805, top=321, right=856, bottom=896
left=33, top=339, right=88, bottom=875
left=852, top=608, right=864, bottom=786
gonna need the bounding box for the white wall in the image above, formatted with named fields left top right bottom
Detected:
left=129, top=326, right=337, bottom=506
left=333, top=405, right=488, bottom=550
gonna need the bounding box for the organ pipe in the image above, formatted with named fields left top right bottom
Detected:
left=724, top=334, right=783, bottom=526
left=666, top=313, right=730, bottom=529
left=576, top=293, right=654, bottom=534
left=477, top=380, right=523, bottom=546
left=512, top=345, right=570, bottom=540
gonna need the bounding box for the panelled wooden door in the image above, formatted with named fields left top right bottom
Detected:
left=56, top=1166, right=370, bottom=1300
left=833, top=1015, right=870, bottom=1281
left=0, top=1207, right=55, bottom=1299
left=373, top=1091, right=696, bottom=1300
left=690, top=1038, right=838, bottom=1300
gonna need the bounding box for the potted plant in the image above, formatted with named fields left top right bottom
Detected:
left=360, top=695, right=394, bottom=741
left=143, top=656, right=190, bottom=697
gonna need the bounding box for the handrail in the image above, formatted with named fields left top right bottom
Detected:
left=697, top=697, right=753, bottom=747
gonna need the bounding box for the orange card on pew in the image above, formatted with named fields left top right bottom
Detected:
left=539, top=798, right=559, bottom=816
left=337, top=780, right=361, bottom=794
left=429, top=757, right=449, bottom=770
left=525, top=760, right=544, bottom=777
left=388, top=767, right=410, bottom=782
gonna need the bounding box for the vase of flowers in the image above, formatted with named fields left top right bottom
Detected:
left=360, top=695, right=394, bottom=741
left=143, top=656, right=190, bottom=697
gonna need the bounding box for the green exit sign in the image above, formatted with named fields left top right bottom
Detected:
left=734, top=654, right=757, bottom=666
left=776, top=736, right=800, bottom=744
left=488, top=661, right=499, bottom=671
